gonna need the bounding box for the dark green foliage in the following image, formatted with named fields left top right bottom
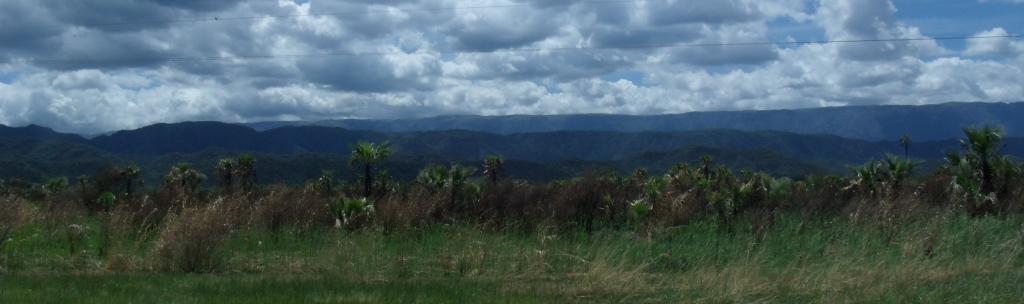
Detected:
left=332, top=197, right=373, bottom=230
left=96, top=192, right=117, bottom=209
left=350, top=141, right=392, bottom=198
left=215, top=155, right=257, bottom=193
left=482, top=155, right=505, bottom=184
left=163, top=163, right=206, bottom=204
left=313, top=170, right=335, bottom=197
left=216, top=158, right=235, bottom=191
left=9, top=122, right=1024, bottom=185
left=848, top=154, right=917, bottom=197
left=945, top=126, right=1021, bottom=215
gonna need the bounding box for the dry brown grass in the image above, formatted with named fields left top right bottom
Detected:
left=0, top=196, right=32, bottom=271
left=251, top=185, right=333, bottom=232
left=152, top=199, right=236, bottom=273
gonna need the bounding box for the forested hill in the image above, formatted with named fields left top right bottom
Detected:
left=244, top=102, right=1024, bottom=141
left=2, top=121, right=1024, bottom=185
left=87, top=122, right=1023, bottom=164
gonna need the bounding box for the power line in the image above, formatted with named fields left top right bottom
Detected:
left=9, top=34, right=1018, bottom=65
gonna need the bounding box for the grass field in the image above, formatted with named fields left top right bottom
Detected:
left=2, top=212, right=1023, bottom=303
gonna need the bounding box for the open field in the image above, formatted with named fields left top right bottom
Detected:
left=2, top=128, right=1024, bottom=302
left=2, top=212, right=1023, bottom=303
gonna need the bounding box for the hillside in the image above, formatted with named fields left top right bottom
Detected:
left=92, top=122, right=1011, bottom=166
left=3, top=118, right=1024, bottom=185
left=245, top=102, right=1024, bottom=141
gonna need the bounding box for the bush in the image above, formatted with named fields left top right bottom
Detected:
left=252, top=186, right=333, bottom=232
left=0, top=197, right=29, bottom=261
left=152, top=203, right=233, bottom=273
left=332, top=197, right=374, bottom=230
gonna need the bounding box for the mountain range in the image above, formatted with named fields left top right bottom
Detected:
left=2, top=102, right=1022, bottom=185
left=242, top=102, right=1024, bottom=141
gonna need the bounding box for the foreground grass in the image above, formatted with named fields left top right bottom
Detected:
left=2, top=214, right=1024, bottom=303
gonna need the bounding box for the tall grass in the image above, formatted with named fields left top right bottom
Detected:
left=1, top=130, right=1023, bottom=300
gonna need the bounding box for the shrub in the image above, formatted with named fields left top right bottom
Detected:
left=97, top=191, right=117, bottom=210
left=332, top=197, right=374, bottom=230
left=629, top=198, right=651, bottom=222
left=0, top=197, right=28, bottom=260
left=253, top=186, right=333, bottom=232
left=152, top=203, right=233, bottom=273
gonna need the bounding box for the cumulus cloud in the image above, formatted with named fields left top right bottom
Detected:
left=815, top=0, right=946, bottom=61
left=964, top=28, right=1024, bottom=57
left=0, top=0, right=1022, bottom=133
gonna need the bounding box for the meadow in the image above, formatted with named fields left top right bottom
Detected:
left=1, top=127, right=1023, bottom=303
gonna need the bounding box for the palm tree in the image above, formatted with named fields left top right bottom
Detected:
left=349, top=141, right=392, bottom=197
left=881, top=154, right=915, bottom=194
left=416, top=164, right=449, bottom=193
left=701, top=155, right=713, bottom=181
left=447, top=164, right=476, bottom=211
left=482, top=155, right=505, bottom=184
left=216, top=158, right=236, bottom=191
left=123, top=166, right=141, bottom=194
left=899, top=134, right=911, bottom=159
left=235, top=155, right=257, bottom=192
left=315, top=170, right=335, bottom=196
left=961, top=126, right=1002, bottom=194
left=164, top=163, right=206, bottom=194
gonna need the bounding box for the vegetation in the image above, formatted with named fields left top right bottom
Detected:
left=1, top=128, right=1023, bottom=302
left=350, top=141, right=393, bottom=198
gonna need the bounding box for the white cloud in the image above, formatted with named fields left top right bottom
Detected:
left=964, top=28, right=1024, bottom=57
left=0, top=0, right=1021, bottom=133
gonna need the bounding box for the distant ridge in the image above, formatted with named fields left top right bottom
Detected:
left=78, top=121, right=1024, bottom=169
left=243, top=102, right=1024, bottom=141
left=4, top=120, right=1024, bottom=184
left=0, top=124, right=87, bottom=143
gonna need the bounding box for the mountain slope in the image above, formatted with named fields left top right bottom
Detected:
left=245, top=102, right=1024, bottom=141
left=4, top=122, right=1024, bottom=185
left=0, top=124, right=87, bottom=143
left=80, top=123, right=936, bottom=168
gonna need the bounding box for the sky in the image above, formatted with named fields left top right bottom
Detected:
left=0, top=0, right=1022, bottom=134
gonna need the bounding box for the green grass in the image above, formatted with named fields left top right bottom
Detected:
left=2, top=214, right=1024, bottom=303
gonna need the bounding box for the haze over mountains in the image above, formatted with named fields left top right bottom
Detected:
left=243, top=102, right=1024, bottom=141
left=2, top=102, right=1022, bottom=185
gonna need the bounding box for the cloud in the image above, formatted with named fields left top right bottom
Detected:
left=297, top=49, right=442, bottom=92
left=964, top=28, right=1024, bottom=57
left=0, top=0, right=1021, bottom=134
left=815, top=0, right=946, bottom=61
left=440, top=4, right=562, bottom=51
left=646, top=0, right=761, bottom=26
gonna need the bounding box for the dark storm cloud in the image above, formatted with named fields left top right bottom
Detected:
left=646, top=0, right=761, bottom=26
left=441, top=8, right=561, bottom=52
left=0, top=0, right=64, bottom=51
left=297, top=54, right=440, bottom=92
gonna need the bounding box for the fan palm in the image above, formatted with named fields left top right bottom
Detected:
left=164, top=163, right=206, bottom=194
left=961, top=126, right=1002, bottom=194
left=350, top=141, right=393, bottom=197
left=236, top=155, right=257, bottom=192
left=216, top=158, right=236, bottom=191
left=447, top=164, right=476, bottom=211
left=482, top=155, right=505, bottom=184
left=881, top=154, right=915, bottom=193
